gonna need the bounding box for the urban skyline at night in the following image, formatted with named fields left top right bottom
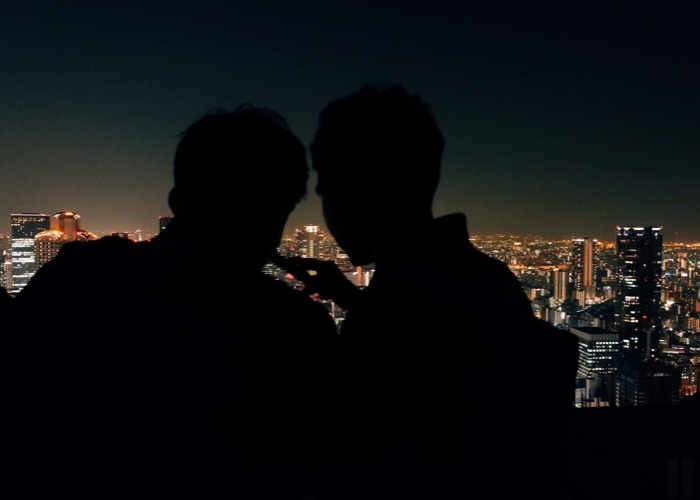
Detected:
left=3, top=202, right=700, bottom=499
left=2, top=2, right=699, bottom=490
left=0, top=208, right=697, bottom=246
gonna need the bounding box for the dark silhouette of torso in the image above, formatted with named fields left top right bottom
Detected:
left=3, top=233, right=341, bottom=499
left=320, top=214, right=578, bottom=500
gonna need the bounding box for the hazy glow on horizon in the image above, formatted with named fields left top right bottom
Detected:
left=1, top=3, right=698, bottom=242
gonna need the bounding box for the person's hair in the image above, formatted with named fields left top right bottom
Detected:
left=173, top=105, right=308, bottom=212
left=310, top=83, right=444, bottom=204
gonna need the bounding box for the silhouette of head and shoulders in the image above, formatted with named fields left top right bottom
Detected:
left=308, top=84, right=579, bottom=500
left=5, top=105, right=340, bottom=499
left=310, top=83, right=533, bottom=313
left=14, top=105, right=313, bottom=300
left=311, top=84, right=443, bottom=268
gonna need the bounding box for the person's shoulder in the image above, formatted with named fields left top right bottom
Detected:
left=52, top=234, right=137, bottom=260
left=502, top=314, right=579, bottom=378
left=49, top=235, right=142, bottom=277
left=466, top=243, right=512, bottom=273
left=16, top=236, right=140, bottom=300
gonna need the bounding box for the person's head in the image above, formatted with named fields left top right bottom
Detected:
left=310, top=84, right=444, bottom=265
left=170, top=105, right=308, bottom=262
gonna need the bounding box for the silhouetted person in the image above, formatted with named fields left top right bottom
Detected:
left=289, top=84, right=579, bottom=499
left=2, top=106, right=341, bottom=499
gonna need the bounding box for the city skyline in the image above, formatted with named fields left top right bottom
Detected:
left=4, top=211, right=700, bottom=246
left=2, top=3, right=698, bottom=241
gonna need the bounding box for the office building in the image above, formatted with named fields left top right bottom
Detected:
left=571, top=326, right=621, bottom=379
left=614, top=353, right=680, bottom=406
left=294, top=225, right=323, bottom=258
left=551, top=268, right=569, bottom=302
left=571, top=237, right=596, bottom=305
left=615, top=226, right=663, bottom=354
left=9, top=213, right=51, bottom=293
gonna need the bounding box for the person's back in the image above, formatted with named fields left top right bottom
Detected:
left=2, top=106, right=341, bottom=499
left=307, top=84, right=579, bottom=499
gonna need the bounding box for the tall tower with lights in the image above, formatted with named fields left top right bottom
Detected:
left=9, top=213, right=51, bottom=293
left=615, top=226, right=663, bottom=356
left=294, top=225, right=324, bottom=258
left=571, top=237, right=596, bottom=306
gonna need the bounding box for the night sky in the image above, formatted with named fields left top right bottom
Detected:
left=2, top=1, right=698, bottom=242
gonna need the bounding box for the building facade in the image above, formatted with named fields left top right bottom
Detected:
left=293, top=225, right=324, bottom=259
left=571, top=237, right=596, bottom=306
left=9, top=213, right=51, bottom=294
left=551, top=268, right=569, bottom=303
left=615, top=226, right=663, bottom=354
left=614, top=354, right=680, bottom=406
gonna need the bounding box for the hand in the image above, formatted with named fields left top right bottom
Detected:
left=282, top=257, right=361, bottom=310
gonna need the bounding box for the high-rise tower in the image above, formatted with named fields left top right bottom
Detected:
left=9, top=213, right=51, bottom=293
left=571, top=237, right=596, bottom=306
left=293, top=225, right=324, bottom=258
left=551, top=269, right=569, bottom=302
left=615, top=226, right=663, bottom=355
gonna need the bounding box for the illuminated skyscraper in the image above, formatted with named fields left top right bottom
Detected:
left=294, top=225, right=324, bottom=258
left=571, top=326, right=620, bottom=379
left=551, top=269, right=569, bottom=302
left=571, top=237, right=596, bottom=305
left=9, top=213, right=51, bottom=293
left=615, top=226, right=663, bottom=354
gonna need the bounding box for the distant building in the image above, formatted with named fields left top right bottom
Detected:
left=34, top=211, right=98, bottom=270
left=571, top=237, right=596, bottom=305
left=9, top=213, right=51, bottom=293
left=551, top=268, right=569, bottom=302
left=614, top=353, right=680, bottom=407
left=0, top=233, right=10, bottom=289
left=571, top=326, right=621, bottom=379
left=294, top=225, right=323, bottom=258
left=615, top=226, right=663, bottom=355
left=110, top=229, right=148, bottom=242
left=159, top=216, right=173, bottom=234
